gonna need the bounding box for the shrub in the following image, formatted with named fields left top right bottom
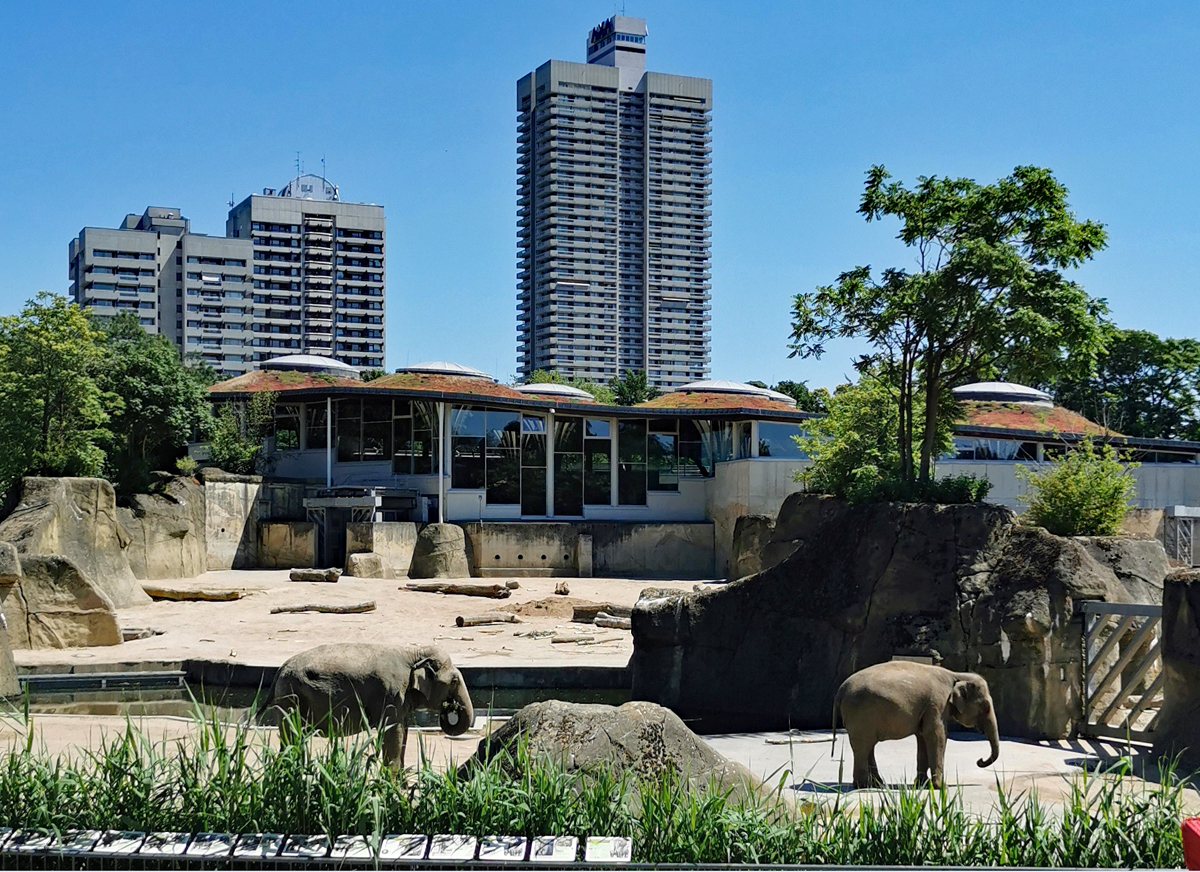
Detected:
left=1016, top=438, right=1138, bottom=536
left=175, top=455, right=198, bottom=476
left=841, top=471, right=992, bottom=505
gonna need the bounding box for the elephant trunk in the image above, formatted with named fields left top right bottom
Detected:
left=440, top=682, right=474, bottom=737
left=977, top=708, right=1000, bottom=768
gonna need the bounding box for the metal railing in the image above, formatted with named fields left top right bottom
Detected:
left=1080, top=601, right=1163, bottom=743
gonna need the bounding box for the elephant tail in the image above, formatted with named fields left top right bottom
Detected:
left=830, top=684, right=844, bottom=757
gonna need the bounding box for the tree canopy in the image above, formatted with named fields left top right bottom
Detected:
left=790, top=165, right=1109, bottom=484
left=96, top=314, right=213, bottom=492
left=609, top=369, right=660, bottom=406
left=747, top=379, right=829, bottom=413
left=1048, top=328, right=1200, bottom=441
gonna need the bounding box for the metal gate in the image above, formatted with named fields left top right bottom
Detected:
left=1081, top=601, right=1163, bottom=743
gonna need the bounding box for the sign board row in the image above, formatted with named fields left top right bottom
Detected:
left=0, top=829, right=633, bottom=863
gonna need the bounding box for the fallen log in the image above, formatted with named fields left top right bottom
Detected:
left=571, top=603, right=633, bottom=624
left=289, top=568, right=342, bottom=583
left=144, top=586, right=247, bottom=602
left=270, top=601, right=376, bottom=615
left=404, top=582, right=511, bottom=598
left=552, top=634, right=594, bottom=644
left=456, top=612, right=522, bottom=627
left=594, top=612, right=632, bottom=630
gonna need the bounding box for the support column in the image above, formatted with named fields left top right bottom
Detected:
left=325, top=397, right=332, bottom=488
left=750, top=420, right=760, bottom=458
left=546, top=409, right=556, bottom=518
left=438, top=402, right=447, bottom=524
left=610, top=417, right=619, bottom=506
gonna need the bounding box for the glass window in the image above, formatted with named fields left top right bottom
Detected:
left=678, top=419, right=709, bottom=477
left=585, top=419, right=610, bottom=438
left=393, top=415, right=413, bottom=475
left=487, top=445, right=520, bottom=504
left=361, top=399, right=392, bottom=462
left=412, top=401, right=438, bottom=475
left=452, top=436, right=485, bottom=489
left=451, top=406, right=485, bottom=437
left=618, top=420, right=647, bottom=506
left=554, top=452, right=584, bottom=516
left=555, top=416, right=583, bottom=453
left=521, top=415, right=547, bottom=516
left=274, top=404, right=301, bottom=451
left=336, top=399, right=361, bottom=463
left=648, top=431, right=678, bottom=491
left=585, top=437, right=612, bottom=505
left=486, top=411, right=521, bottom=450
left=757, top=422, right=808, bottom=459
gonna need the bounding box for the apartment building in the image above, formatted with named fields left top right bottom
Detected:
left=69, top=207, right=252, bottom=378
left=517, top=16, right=712, bottom=390
left=69, top=175, right=386, bottom=377
left=227, top=174, right=386, bottom=371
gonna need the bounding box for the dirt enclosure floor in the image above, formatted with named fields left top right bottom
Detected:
left=14, top=570, right=676, bottom=671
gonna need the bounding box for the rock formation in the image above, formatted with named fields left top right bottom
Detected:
left=1153, top=568, right=1200, bottom=768
left=347, top=522, right=417, bottom=578
left=463, top=700, right=765, bottom=798
left=728, top=514, right=775, bottom=580
left=0, top=477, right=148, bottom=608
left=631, top=494, right=1168, bottom=739
left=118, top=475, right=206, bottom=580
left=410, top=523, right=471, bottom=579
left=345, top=552, right=394, bottom=579
left=0, top=544, right=20, bottom=694
left=0, top=554, right=121, bottom=649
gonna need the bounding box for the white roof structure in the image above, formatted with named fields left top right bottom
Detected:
left=261, top=355, right=360, bottom=376
left=396, top=361, right=494, bottom=381
left=674, top=379, right=798, bottom=407
left=952, top=381, right=1052, bottom=407
left=513, top=382, right=596, bottom=401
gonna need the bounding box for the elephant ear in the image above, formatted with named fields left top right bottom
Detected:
left=949, top=679, right=981, bottom=724
left=410, top=657, right=437, bottom=700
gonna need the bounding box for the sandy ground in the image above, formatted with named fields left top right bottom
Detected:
left=14, top=570, right=688, bottom=671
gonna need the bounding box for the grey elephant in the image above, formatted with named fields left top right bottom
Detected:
left=254, top=643, right=474, bottom=769
left=831, top=660, right=1000, bottom=789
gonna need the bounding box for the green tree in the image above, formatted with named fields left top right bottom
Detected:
left=790, top=165, right=1109, bottom=486
left=1017, top=438, right=1138, bottom=536
left=0, top=293, right=110, bottom=492
left=1048, top=328, right=1200, bottom=440
left=96, top=314, right=213, bottom=493
left=523, top=369, right=615, bottom=404
left=609, top=369, right=660, bottom=406
left=360, top=368, right=387, bottom=382
left=748, top=379, right=830, bottom=413
left=207, top=393, right=276, bottom=476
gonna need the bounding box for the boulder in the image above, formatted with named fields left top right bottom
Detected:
left=463, top=700, right=765, bottom=798
left=631, top=494, right=1167, bottom=739
left=0, top=541, right=21, bottom=584
left=345, top=552, right=395, bottom=579
left=0, top=555, right=121, bottom=649
left=0, top=618, right=16, bottom=696
left=1153, top=569, right=1200, bottom=768
left=410, top=523, right=471, bottom=579
left=346, top=522, right=418, bottom=577
left=0, top=477, right=148, bottom=608
left=289, top=568, right=341, bottom=583
left=118, top=476, right=206, bottom=580
left=728, top=514, right=775, bottom=580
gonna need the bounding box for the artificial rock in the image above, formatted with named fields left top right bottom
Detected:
left=0, top=554, right=121, bottom=649
left=631, top=494, right=1167, bottom=739
left=1153, top=569, right=1200, bottom=768
left=345, top=551, right=395, bottom=579
left=728, top=514, right=775, bottom=580
left=410, top=523, right=471, bottom=579
left=0, top=477, right=148, bottom=608
left=118, top=475, right=206, bottom=580
left=463, top=700, right=765, bottom=798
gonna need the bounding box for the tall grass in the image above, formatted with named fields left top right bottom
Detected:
left=0, top=710, right=1189, bottom=866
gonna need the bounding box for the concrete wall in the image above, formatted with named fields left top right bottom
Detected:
left=589, top=522, right=714, bottom=579
left=257, top=522, right=316, bottom=569
left=346, top=521, right=418, bottom=576
left=462, top=521, right=714, bottom=579
left=203, top=475, right=261, bottom=570
left=705, top=459, right=807, bottom=578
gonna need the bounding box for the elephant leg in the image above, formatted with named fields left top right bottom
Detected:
left=383, top=724, right=402, bottom=771
left=924, top=716, right=947, bottom=788
left=850, top=736, right=875, bottom=789
left=868, top=747, right=883, bottom=787
left=915, top=734, right=929, bottom=786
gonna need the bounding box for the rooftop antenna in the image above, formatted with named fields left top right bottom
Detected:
left=228, top=192, right=235, bottom=208
left=295, top=151, right=301, bottom=180
left=321, top=155, right=326, bottom=182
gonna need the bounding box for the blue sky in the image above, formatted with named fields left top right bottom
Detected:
left=1, top=2, right=1196, bottom=390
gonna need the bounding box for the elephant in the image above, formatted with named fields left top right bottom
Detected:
left=254, top=643, right=474, bottom=769
left=831, top=660, right=1000, bottom=789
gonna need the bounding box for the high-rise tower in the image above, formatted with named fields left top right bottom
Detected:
left=517, top=16, right=712, bottom=390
